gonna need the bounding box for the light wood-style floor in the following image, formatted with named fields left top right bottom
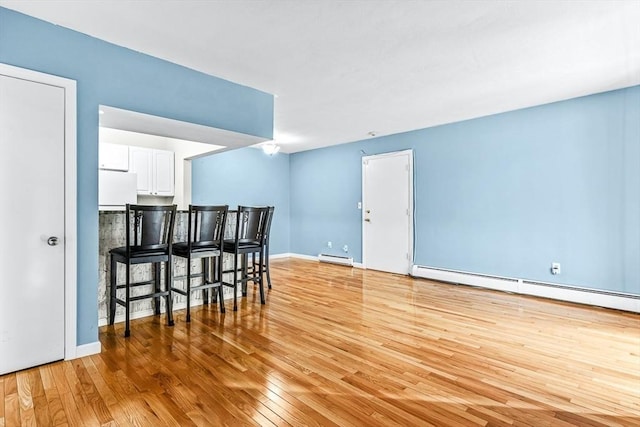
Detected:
left=2, top=258, right=639, bottom=426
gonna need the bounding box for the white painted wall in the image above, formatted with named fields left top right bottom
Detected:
left=99, top=127, right=221, bottom=209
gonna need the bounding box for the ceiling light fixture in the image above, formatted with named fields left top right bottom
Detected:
left=262, top=142, right=280, bottom=156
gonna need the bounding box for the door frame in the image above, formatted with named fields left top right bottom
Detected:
left=0, top=63, right=77, bottom=360
left=361, top=149, right=414, bottom=273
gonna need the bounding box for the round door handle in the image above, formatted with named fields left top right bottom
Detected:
left=47, top=236, right=59, bottom=246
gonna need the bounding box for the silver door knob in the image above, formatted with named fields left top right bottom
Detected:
left=47, top=236, right=59, bottom=246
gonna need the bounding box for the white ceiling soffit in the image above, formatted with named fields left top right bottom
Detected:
left=3, top=1, right=639, bottom=153
left=98, top=105, right=267, bottom=151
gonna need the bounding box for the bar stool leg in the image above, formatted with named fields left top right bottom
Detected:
left=109, top=255, right=117, bottom=325
left=265, top=244, right=272, bottom=290
left=216, top=254, right=225, bottom=314
left=202, top=258, right=209, bottom=305
left=258, top=249, right=266, bottom=305
left=233, top=251, right=239, bottom=311
left=166, top=256, right=174, bottom=327
left=153, top=262, right=161, bottom=315
left=210, top=257, right=217, bottom=305
left=125, top=262, right=131, bottom=338
left=186, top=254, right=192, bottom=322
left=241, top=254, right=248, bottom=297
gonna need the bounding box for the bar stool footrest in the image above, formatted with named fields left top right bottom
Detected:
left=115, top=279, right=156, bottom=290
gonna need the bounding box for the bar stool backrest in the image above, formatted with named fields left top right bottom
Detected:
left=188, top=205, right=228, bottom=248
left=125, top=204, right=177, bottom=254
left=235, top=206, right=269, bottom=245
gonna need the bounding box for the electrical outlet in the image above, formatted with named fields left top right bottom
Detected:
left=327, top=241, right=332, bottom=248
left=343, top=245, right=348, bottom=252
left=551, top=262, right=561, bottom=275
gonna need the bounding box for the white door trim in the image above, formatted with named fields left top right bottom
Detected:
left=0, top=63, right=77, bottom=360
left=361, top=149, right=414, bottom=272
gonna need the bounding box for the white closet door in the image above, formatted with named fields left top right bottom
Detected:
left=0, top=73, right=66, bottom=374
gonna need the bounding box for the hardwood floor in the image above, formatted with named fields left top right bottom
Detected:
left=2, top=258, right=639, bottom=426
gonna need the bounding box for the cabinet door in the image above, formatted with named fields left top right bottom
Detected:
left=99, top=142, right=129, bottom=171
left=153, top=149, right=175, bottom=196
left=129, top=147, right=153, bottom=195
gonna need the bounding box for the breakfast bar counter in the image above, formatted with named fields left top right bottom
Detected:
left=98, top=210, right=240, bottom=325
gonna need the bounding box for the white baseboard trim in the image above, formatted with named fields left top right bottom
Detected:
left=270, top=252, right=293, bottom=259
left=288, top=253, right=319, bottom=261
left=73, top=341, right=102, bottom=359
left=411, top=265, right=640, bottom=313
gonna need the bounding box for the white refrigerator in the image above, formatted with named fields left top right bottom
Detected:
left=99, top=170, right=138, bottom=207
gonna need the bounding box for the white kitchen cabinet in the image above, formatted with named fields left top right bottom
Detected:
left=129, top=146, right=174, bottom=196
left=99, top=142, right=129, bottom=171
left=153, top=149, right=175, bottom=196
left=129, top=147, right=152, bottom=194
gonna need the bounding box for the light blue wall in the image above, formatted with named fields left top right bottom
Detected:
left=290, top=142, right=366, bottom=260
left=0, top=8, right=274, bottom=345
left=290, top=86, right=640, bottom=295
left=192, top=148, right=290, bottom=255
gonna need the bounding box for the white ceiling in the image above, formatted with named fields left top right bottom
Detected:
left=2, top=0, right=639, bottom=153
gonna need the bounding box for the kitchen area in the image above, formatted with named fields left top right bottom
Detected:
left=98, top=127, right=217, bottom=210
left=99, top=140, right=174, bottom=208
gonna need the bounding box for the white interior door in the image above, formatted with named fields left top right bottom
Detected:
left=362, top=150, right=413, bottom=274
left=0, top=72, right=66, bottom=374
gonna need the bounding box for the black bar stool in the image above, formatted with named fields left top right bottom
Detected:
left=222, top=206, right=269, bottom=311
left=171, top=205, right=228, bottom=322
left=109, top=204, right=177, bottom=337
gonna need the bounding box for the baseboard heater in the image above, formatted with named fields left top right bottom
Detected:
left=412, top=265, right=639, bottom=313
left=318, top=253, right=354, bottom=267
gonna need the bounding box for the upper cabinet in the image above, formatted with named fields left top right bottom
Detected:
left=129, top=147, right=152, bottom=194
left=129, top=147, right=175, bottom=196
left=152, top=150, right=175, bottom=196
left=99, top=142, right=129, bottom=171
